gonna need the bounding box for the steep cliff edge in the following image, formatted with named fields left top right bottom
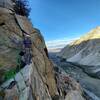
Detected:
left=0, top=1, right=85, bottom=100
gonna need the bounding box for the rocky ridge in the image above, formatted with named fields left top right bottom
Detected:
left=59, top=27, right=100, bottom=78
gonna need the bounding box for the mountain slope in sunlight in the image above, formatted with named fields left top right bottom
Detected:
left=59, top=27, right=100, bottom=78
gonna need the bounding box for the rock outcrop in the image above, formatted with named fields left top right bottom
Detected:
left=53, top=64, right=85, bottom=100
left=59, top=27, right=100, bottom=78
left=0, top=64, right=52, bottom=100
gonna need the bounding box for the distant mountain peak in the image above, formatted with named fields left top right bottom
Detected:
left=58, top=26, right=100, bottom=79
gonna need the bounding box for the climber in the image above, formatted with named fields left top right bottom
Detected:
left=23, top=34, right=32, bottom=64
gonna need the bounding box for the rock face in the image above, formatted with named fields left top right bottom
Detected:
left=0, top=2, right=58, bottom=99
left=1, top=64, right=52, bottom=100
left=0, top=0, right=85, bottom=100
left=50, top=53, right=100, bottom=99
left=59, top=27, right=100, bottom=78
left=53, top=64, right=85, bottom=100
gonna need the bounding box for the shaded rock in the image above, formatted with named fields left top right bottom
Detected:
left=4, top=85, right=19, bottom=100
left=19, top=87, right=30, bottom=100
left=83, top=88, right=100, bottom=100
left=15, top=72, right=26, bottom=92
left=65, top=90, right=85, bottom=100
left=15, top=14, right=33, bottom=34
left=53, top=64, right=85, bottom=100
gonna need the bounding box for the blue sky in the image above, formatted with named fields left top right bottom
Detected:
left=28, top=0, right=100, bottom=48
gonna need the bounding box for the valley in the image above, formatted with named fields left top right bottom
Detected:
left=49, top=53, right=100, bottom=99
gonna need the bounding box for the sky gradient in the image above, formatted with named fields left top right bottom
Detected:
left=28, top=0, right=100, bottom=48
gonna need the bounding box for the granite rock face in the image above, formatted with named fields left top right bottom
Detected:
left=0, top=3, right=57, bottom=99
left=1, top=64, right=52, bottom=100
left=0, top=0, right=85, bottom=100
